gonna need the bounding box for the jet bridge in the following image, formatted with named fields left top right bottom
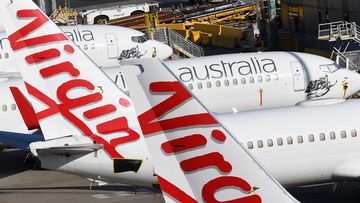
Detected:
left=318, top=21, right=360, bottom=71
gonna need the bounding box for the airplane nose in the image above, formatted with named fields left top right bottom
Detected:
left=146, top=40, right=173, bottom=60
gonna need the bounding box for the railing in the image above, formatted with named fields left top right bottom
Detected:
left=318, top=21, right=357, bottom=42
left=318, top=21, right=360, bottom=70
left=332, top=48, right=359, bottom=70
left=151, top=27, right=205, bottom=58
left=342, top=50, right=360, bottom=71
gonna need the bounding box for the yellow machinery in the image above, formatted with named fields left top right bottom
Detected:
left=144, top=11, right=159, bottom=39
left=50, top=6, right=78, bottom=26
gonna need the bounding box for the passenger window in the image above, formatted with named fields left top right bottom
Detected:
left=319, top=133, right=325, bottom=141
left=267, top=139, right=273, bottom=147
left=257, top=140, right=263, bottom=148
left=216, top=81, right=221, bottom=87
left=188, top=83, right=193, bottom=90
left=258, top=76, right=263, bottom=82
left=247, top=141, right=253, bottom=149
left=206, top=81, right=212, bottom=88
left=11, top=104, right=16, bottom=111
left=249, top=77, right=254, bottom=83
left=265, top=75, right=270, bottom=81
left=197, top=83, right=203, bottom=89
left=297, top=136, right=303, bottom=144
left=308, top=134, right=315, bottom=142
left=277, top=138, right=283, bottom=146
left=232, top=78, right=238, bottom=85
left=4, top=53, right=9, bottom=59
left=340, top=130, right=347, bottom=138
left=351, top=129, right=357, bottom=137
left=273, top=74, right=279, bottom=80
left=329, top=132, right=336, bottom=140
left=287, top=137, right=293, bottom=145
left=224, top=79, right=230, bottom=86
left=2, top=105, right=7, bottom=112
left=241, top=78, right=246, bottom=84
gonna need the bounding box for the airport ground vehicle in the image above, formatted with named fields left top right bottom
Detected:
left=80, top=3, right=160, bottom=25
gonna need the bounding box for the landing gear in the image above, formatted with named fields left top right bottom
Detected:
left=24, top=153, right=41, bottom=170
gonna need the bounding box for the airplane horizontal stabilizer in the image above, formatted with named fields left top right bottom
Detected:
left=37, top=144, right=103, bottom=155
left=122, top=59, right=299, bottom=203
left=0, top=131, right=44, bottom=151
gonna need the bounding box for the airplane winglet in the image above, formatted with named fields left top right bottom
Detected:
left=122, top=59, right=300, bottom=202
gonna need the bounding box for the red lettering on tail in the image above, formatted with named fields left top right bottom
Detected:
left=138, top=82, right=217, bottom=135
left=202, top=176, right=261, bottom=203
left=180, top=152, right=232, bottom=173
left=157, top=175, right=198, bottom=203
left=40, top=62, right=80, bottom=78
left=8, top=9, right=67, bottom=51
left=161, top=134, right=207, bottom=154
left=83, top=104, right=116, bottom=120
left=25, top=48, right=60, bottom=64
left=10, top=86, right=40, bottom=130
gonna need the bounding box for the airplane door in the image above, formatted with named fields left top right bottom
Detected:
left=291, top=62, right=305, bottom=91
left=105, top=33, right=118, bottom=59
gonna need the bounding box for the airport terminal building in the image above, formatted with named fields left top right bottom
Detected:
left=280, top=0, right=360, bottom=53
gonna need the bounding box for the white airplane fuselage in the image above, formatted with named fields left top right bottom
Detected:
left=0, top=25, right=173, bottom=74
left=0, top=26, right=359, bottom=113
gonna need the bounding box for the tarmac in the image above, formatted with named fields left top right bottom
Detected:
left=1, top=150, right=360, bottom=203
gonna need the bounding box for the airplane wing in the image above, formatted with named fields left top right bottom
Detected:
left=296, top=98, right=346, bottom=107
left=122, top=59, right=300, bottom=203
left=0, top=0, right=148, bottom=162
left=332, top=159, right=360, bottom=180
left=0, top=131, right=43, bottom=151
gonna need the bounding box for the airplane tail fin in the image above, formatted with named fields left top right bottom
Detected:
left=122, top=59, right=300, bottom=203
left=0, top=0, right=147, bottom=162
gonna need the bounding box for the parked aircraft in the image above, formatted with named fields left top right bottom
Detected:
left=1, top=0, right=360, bottom=190
left=123, top=59, right=298, bottom=202
left=0, top=22, right=358, bottom=113
left=0, top=24, right=173, bottom=74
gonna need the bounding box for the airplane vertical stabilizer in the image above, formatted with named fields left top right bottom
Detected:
left=0, top=0, right=147, bottom=162
left=122, top=59, right=300, bottom=203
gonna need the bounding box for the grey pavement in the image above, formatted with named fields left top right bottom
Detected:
left=1, top=150, right=360, bottom=203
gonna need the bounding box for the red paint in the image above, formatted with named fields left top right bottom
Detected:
left=9, top=87, right=40, bottom=130
left=161, top=134, right=207, bottom=154
left=119, top=98, right=131, bottom=108
left=83, top=104, right=116, bottom=120
left=202, top=176, right=261, bottom=203
left=64, top=45, right=75, bottom=54
left=211, top=130, right=227, bottom=143
left=157, top=175, right=198, bottom=203
left=138, top=81, right=217, bottom=135
left=96, top=117, right=129, bottom=134
left=25, top=82, right=59, bottom=120
left=25, top=48, right=60, bottom=64
left=97, top=117, right=140, bottom=147
left=9, top=9, right=67, bottom=51
left=180, top=152, right=232, bottom=174
left=40, top=62, right=80, bottom=78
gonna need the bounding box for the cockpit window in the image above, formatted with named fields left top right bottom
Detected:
left=320, top=63, right=340, bottom=73
left=131, top=35, right=148, bottom=43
